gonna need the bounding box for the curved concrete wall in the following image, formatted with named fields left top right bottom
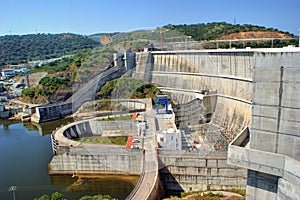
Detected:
left=49, top=118, right=143, bottom=175
left=135, top=50, right=254, bottom=138
left=62, top=120, right=138, bottom=140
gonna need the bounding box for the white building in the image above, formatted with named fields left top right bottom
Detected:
left=1, top=69, right=16, bottom=79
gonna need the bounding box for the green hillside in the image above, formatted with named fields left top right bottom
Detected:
left=163, top=22, right=295, bottom=41
left=0, top=33, right=100, bottom=66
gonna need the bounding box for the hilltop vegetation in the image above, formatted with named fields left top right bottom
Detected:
left=163, top=22, right=298, bottom=48
left=0, top=33, right=99, bottom=66
left=92, top=22, right=298, bottom=51
left=163, top=22, right=294, bottom=41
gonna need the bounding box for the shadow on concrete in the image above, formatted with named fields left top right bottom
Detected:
left=158, top=157, right=184, bottom=198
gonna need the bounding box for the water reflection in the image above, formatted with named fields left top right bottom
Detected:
left=0, top=119, right=138, bottom=200
left=0, top=118, right=74, bottom=136
left=0, top=119, right=20, bottom=129
left=31, top=118, right=75, bottom=136
left=51, top=175, right=138, bottom=200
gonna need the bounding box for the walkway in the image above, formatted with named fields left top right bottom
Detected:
left=127, top=99, right=159, bottom=200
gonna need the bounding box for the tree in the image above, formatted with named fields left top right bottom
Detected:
left=0, top=33, right=100, bottom=66
left=22, top=87, right=36, bottom=98
left=51, top=192, right=65, bottom=200
left=37, top=195, right=50, bottom=200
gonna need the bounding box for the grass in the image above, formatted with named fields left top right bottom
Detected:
left=176, top=189, right=246, bottom=200
left=76, top=136, right=128, bottom=145
left=97, top=114, right=133, bottom=121
left=223, top=189, right=246, bottom=196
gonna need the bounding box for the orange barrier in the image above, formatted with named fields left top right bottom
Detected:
left=126, top=136, right=133, bottom=148
left=132, top=112, right=137, bottom=121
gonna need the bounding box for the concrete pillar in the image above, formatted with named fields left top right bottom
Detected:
left=113, top=53, right=124, bottom=68
left=124, top=52, right=136, bottom=70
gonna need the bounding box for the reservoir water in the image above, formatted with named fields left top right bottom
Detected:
left=0, top=119, right=138, bottom=200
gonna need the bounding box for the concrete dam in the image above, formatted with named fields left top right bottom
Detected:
left=135, top=50, right=253, bottom=140
left=48, top=47, right=300, bottom=200
left=133, top=48, right=300, bottom=199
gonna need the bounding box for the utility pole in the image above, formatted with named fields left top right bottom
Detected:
left=185, top=36, right=192, bottom=49
left=8, top=186, right=17, bottom=200
left=160, top=30, right=163, bottom=51
left=299, top=29, right=300, bottom=48
left=159, top=28, right=168, bottom=51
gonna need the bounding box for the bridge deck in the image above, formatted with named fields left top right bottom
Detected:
left=128, top=100, right=159, bottom=200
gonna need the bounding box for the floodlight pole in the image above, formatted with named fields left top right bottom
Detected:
left=159, top=28, right=168, bottom=51
left=8, top=186, right=17, bottom=200
left=299, top=29, right=300, bottom=47
left=160, top=30, right=163, bottom=51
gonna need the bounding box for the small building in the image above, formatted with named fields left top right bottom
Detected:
left=157, top=128, right=182, bottom=150
left=0, top=104, right=4, bottom=112
left=155, top=107, right=185, bottom=150
left=9, top=65, right=30, bottom=74
left=0, top=86, right=6, bottom=93
left=1, top=69, right=16, bottom=79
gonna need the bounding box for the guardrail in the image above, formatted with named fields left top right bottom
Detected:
left=125, top=149, right=146, bottom=200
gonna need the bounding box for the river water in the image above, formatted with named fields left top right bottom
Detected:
left=0, top=119, right=138, bottom=200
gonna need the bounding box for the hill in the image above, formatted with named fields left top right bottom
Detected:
left=163, top=22, right=294, bottom=41
left=217, top=31, right=292, bottom=40
left=90, top=22, right=297, bottom=51
left=0, top=33, right=100, bottom=66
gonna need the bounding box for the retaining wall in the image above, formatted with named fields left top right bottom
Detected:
left=0, top=108, right=21, bottom=119
left=32, top=103, right=73, bottom=123
left=61, top=120, right=138, bottom=140
left=32, top=67, right=126, bottom=123
left=146, top=174, right=165, bottom=200
left=49, top=147, right=143, bottom=175
left=158, top=150, right=247, bottom=191
left=172, top=96, right=217, bottom=128
left=49, top=117, right=143, bottom=175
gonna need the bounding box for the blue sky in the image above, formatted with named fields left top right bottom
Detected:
left=1, top=0, right=299, bottom=36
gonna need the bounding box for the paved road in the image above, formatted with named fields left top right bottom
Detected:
left=130, top=100, right=159, bottom=200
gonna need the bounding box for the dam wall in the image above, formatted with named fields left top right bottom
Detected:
left=250, top=51, right=300, bottom=160
left=158, top=150, right=247, bottom=191
left=134, top=52, right=154, bottom=82
left=135, top=50, right=254, bottom=138
left=248, top=51, right=300, bottom=200
left=223, top=49, right=300, bottom=200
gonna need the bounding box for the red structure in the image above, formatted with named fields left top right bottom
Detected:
left=126, top=136, right=133, bottom=148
